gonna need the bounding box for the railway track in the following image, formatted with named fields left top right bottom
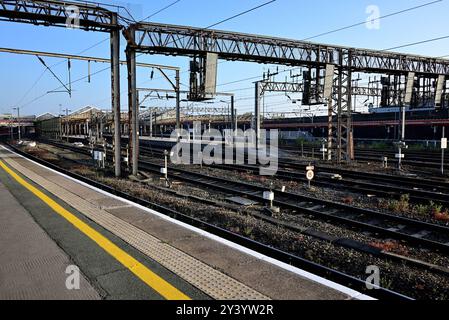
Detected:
left=282, top=145, right=449, bottom=171
left=5, top=142, right=411, bottom=300
left=209, top=162, right=449, bottom=207
left=134, top=159, right=449, bottom=254
left=277, top=161, right=449, bottom=201
left=38, top=140, right=449, bottom=252
left=136, top=145, right=449, bottom=207
left=40, top=139, right=449, bottom=208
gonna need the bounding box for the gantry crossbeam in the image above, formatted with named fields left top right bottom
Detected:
left=0, top=0, right=118, bottom=31
left=258, top=81, right=381, bottom=97
left=129, top=22, right=449, bottom=75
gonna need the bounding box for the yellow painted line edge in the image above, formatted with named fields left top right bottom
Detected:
left=0, top=159, right=191, bottom=301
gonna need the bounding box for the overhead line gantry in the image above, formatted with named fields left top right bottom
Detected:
left=123, top=22, right=449, bottom=162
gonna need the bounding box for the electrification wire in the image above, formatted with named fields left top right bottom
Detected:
left=204, top=0, right=276, bottom=30
left=13, top=68, right=48, bottom=108
left=19, top=0, right=277, bottom=110
left=15, top=0, right=176, bottom=109
left=83, top=2, right=187, bottom=106
left=302, top=0, right=443, bottom=41
left=89, top=0, right=278, bottom=104
left=11, top=37, right=110, bottom=109
left=382, top=35, right=449, bottom=51
left=21, top=0, right=448, bottom=115
left=20, top=64, right=111, bottom=109
left=139, top=0, right=182, bottom=22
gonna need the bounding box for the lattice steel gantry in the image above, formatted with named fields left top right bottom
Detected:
left=124, top=22, right=449, bottom=163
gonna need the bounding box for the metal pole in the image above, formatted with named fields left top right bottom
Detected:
left=255, top=82, right=261, bottom=148
left=398, top=103, right=406, bottom=170
left=176, top=69, right=181, bottom=132
left=68, top=59, right=72, bottom=98
left=149, top=108, right=153, bottom=138
left=401, top=105, right=406, bottom=141
left=234, top=108, right=238, bottom=137
left=126, top=31, right=138, bottom=176
left=165, top=152, right=168, bottom=180
left=164, top=149, right=169, bottom=187
left=336, top=69, right=343, bottom=163
left=231, top=95, right=235, bottom=132
left=442, top=126, right=446, bottom=175
left=111, top=14, right=121, bottom=177
left=324, top=64, right=335, bottom=162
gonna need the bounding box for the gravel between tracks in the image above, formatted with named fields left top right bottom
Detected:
left=21, top=143, right=449, bottom=300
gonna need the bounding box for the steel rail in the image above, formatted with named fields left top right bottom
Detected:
left=136, top=160, right=449, bottom=254
left=38, top=139, right=449, bottom=252
left=3, top=142, right=410, bottom=300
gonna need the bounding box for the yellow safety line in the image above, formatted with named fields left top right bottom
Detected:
left=0, top=159, right=190, bottom=301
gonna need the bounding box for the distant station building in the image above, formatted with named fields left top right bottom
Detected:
left=36, top=106, right=129, bottom=142
left=35, top=113, right=60, bottom=140
left=0, top=113, right=36, bottom=140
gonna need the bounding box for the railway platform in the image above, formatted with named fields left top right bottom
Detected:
left=0, top=145, right=370, bottom=300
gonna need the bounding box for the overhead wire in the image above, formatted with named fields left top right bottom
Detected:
left=56, top=0, right=277, bottom=107
left=139, top=0, right=182, bottom=22
left=302, top=0, right=443, bottom=41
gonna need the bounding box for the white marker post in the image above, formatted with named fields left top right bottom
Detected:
left=306, top=164, right=315, bottom=189
left=320, top=138, right=328, bottom=161
left=263, top=190, right=275, bottom=208
left=394, top=141, right=407, bottom=170
left=162, top=150, right=169, bottom=187
left=382, top=156, right=388, bottom=169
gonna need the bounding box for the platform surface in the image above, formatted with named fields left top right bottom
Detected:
left=0, top=145, right=363, bottom=300
left=0, top=179, right=100, bottom=300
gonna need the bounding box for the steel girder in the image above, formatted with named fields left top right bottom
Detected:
left=348, top=86, right=380, bottom=97
left=258, top=81, right=380, bottom=97
left=259, top=81, right=304, bottom=96
left=182, top=106, right=228, bottom=115
left=325, top=51, right=353, bottom=163
left=129, top=22, right=449, bottom=75
left=0, top=0, right=118, bottom=31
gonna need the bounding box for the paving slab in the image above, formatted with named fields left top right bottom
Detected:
left=0, top=180, right=100, bottom=300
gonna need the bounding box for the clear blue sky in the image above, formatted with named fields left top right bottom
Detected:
left=1, top=0, right=448, bottom=116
